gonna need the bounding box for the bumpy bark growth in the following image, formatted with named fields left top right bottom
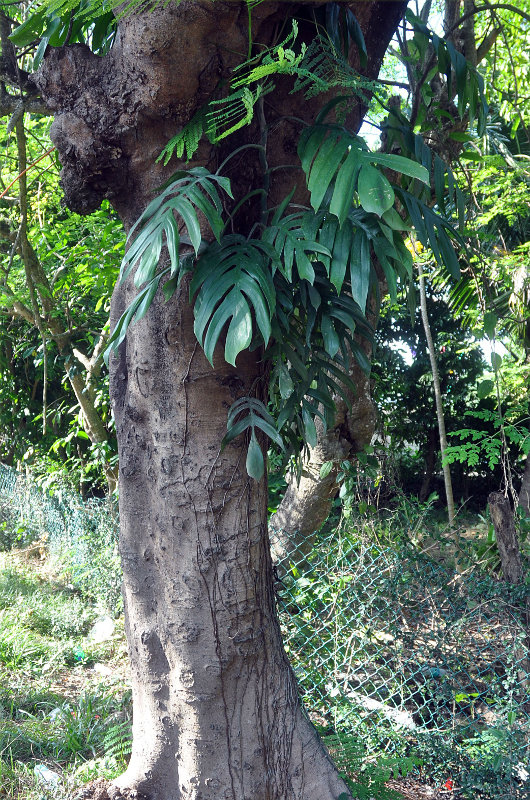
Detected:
left=35, top=3, right=406, bottom=798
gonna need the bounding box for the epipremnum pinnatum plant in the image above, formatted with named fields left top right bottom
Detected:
left=10, top=4, right=489, bottom=480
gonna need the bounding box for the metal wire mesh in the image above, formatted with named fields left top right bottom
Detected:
left=273, top=526, right=530, bottom=797
left=0, top=464, right=121, bottom=613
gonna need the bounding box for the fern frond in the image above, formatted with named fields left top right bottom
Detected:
left=157, top=107, right=208, bottom=165
left=294, top=35, right=378, bottom=100
left=104, top=720, right=132, bottom=765
left=39, top=0, right=177, bottom=22
left=206, top=85, right=270, bottom=143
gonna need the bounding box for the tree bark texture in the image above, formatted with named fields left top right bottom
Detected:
left=519, top=452, right=530, bottom=517
left=35, top=2, right=406, bottom=797
left=488, top=490, right=530, bottom=672
left=109, top=273, right=349, bottom=799
left=488, top=491, right=524, bottom=585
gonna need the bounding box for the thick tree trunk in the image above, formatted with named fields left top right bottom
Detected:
left=108, top=275, right=349, bottom=800
left=34, top=3, right=369, bottom=798
left=35, top=2, right=409, bottom=796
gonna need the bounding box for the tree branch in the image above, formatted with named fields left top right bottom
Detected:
left=446, top=3, right=530, bottom=38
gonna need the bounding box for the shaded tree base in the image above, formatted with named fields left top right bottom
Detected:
left=73, top=779, right=148, bottom=800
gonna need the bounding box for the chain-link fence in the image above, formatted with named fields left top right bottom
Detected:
left=0, top=464, right=121, bottom=613
left=0, top=463, right=529, bottom=797
left=272, top=526, right=530, bottom=799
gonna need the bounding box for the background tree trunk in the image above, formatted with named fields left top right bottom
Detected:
left=488, top=491, right=524, bottom=584
left=488, top=490, right=530, bottom=672
left=270, top=333, right=376, bottom=570
left=519, top=453, right=530, bottom=516
left=418, top=264, right=455, bottom=525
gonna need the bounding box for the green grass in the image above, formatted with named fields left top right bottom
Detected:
left=0, top=552, right=131, bottom=799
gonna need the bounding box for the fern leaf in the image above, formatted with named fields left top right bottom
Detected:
left=206, top=86, right=266, bottom=143
left=157, top=107, right=207, bottom=165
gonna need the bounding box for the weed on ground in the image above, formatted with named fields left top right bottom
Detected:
left=0, top=551, right=131, bottom=799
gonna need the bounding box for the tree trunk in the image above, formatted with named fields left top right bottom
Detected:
left=488, top=490, right=530, bottom=671
left=488, top=491, right=524, bottom=584
left=107, top=272, right=349, bottom=799
left=418, top=264, right=455, bottom=525
left=34, top=1, right=412, bottom=796
left=519, top=452, right=530, bottom=517
left=36, top=3, right=383, bottom=798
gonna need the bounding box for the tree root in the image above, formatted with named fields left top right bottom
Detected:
left=72, top=779, right=149, bottom=800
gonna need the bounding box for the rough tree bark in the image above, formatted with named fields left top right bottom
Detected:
left=35, top=2, right=406, bottom=798
left=488, top=490, right=530, bottom=667
left=520, top=453, right=530, bottom=517
left=488, top=491, right=524, bottom=584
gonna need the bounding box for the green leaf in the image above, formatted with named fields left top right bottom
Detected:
left=357, top=165, right=394, bottom=217
left=330, top=221, right=353, bottom=294
left=382, top=208, right=409, bottom=231
left=192, top=236, right=275, bottom=365
left=483, top=311, right=498, bottom=340
left=477, top=380, right=494, bottom=400
left=9, top=11, right=46, bottom=46
left=224, top=292, right=253, bottom=366
left=246, top=433, right=265, bottom=480
left=434, top=155, right=446, bottom=212
left=350, top=229, right=371, bottom=313
left=121, top=168, right=230, bottom=292
left=491, top=352, right=502, bottom=371
left=320, top=460, right=334, bottom=479
left=298, top=125, right=328, bottom=177
left=367, top=153, right=429, bottom=184
left=308, top=131, right=349, bottom=211
left=321, top=314, right=340, bottom=357
left=329, top=147, right=361, bottom=226
left=279, top=365, right=294, bottom=399
left=302, top=407, right=318, bottom=447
